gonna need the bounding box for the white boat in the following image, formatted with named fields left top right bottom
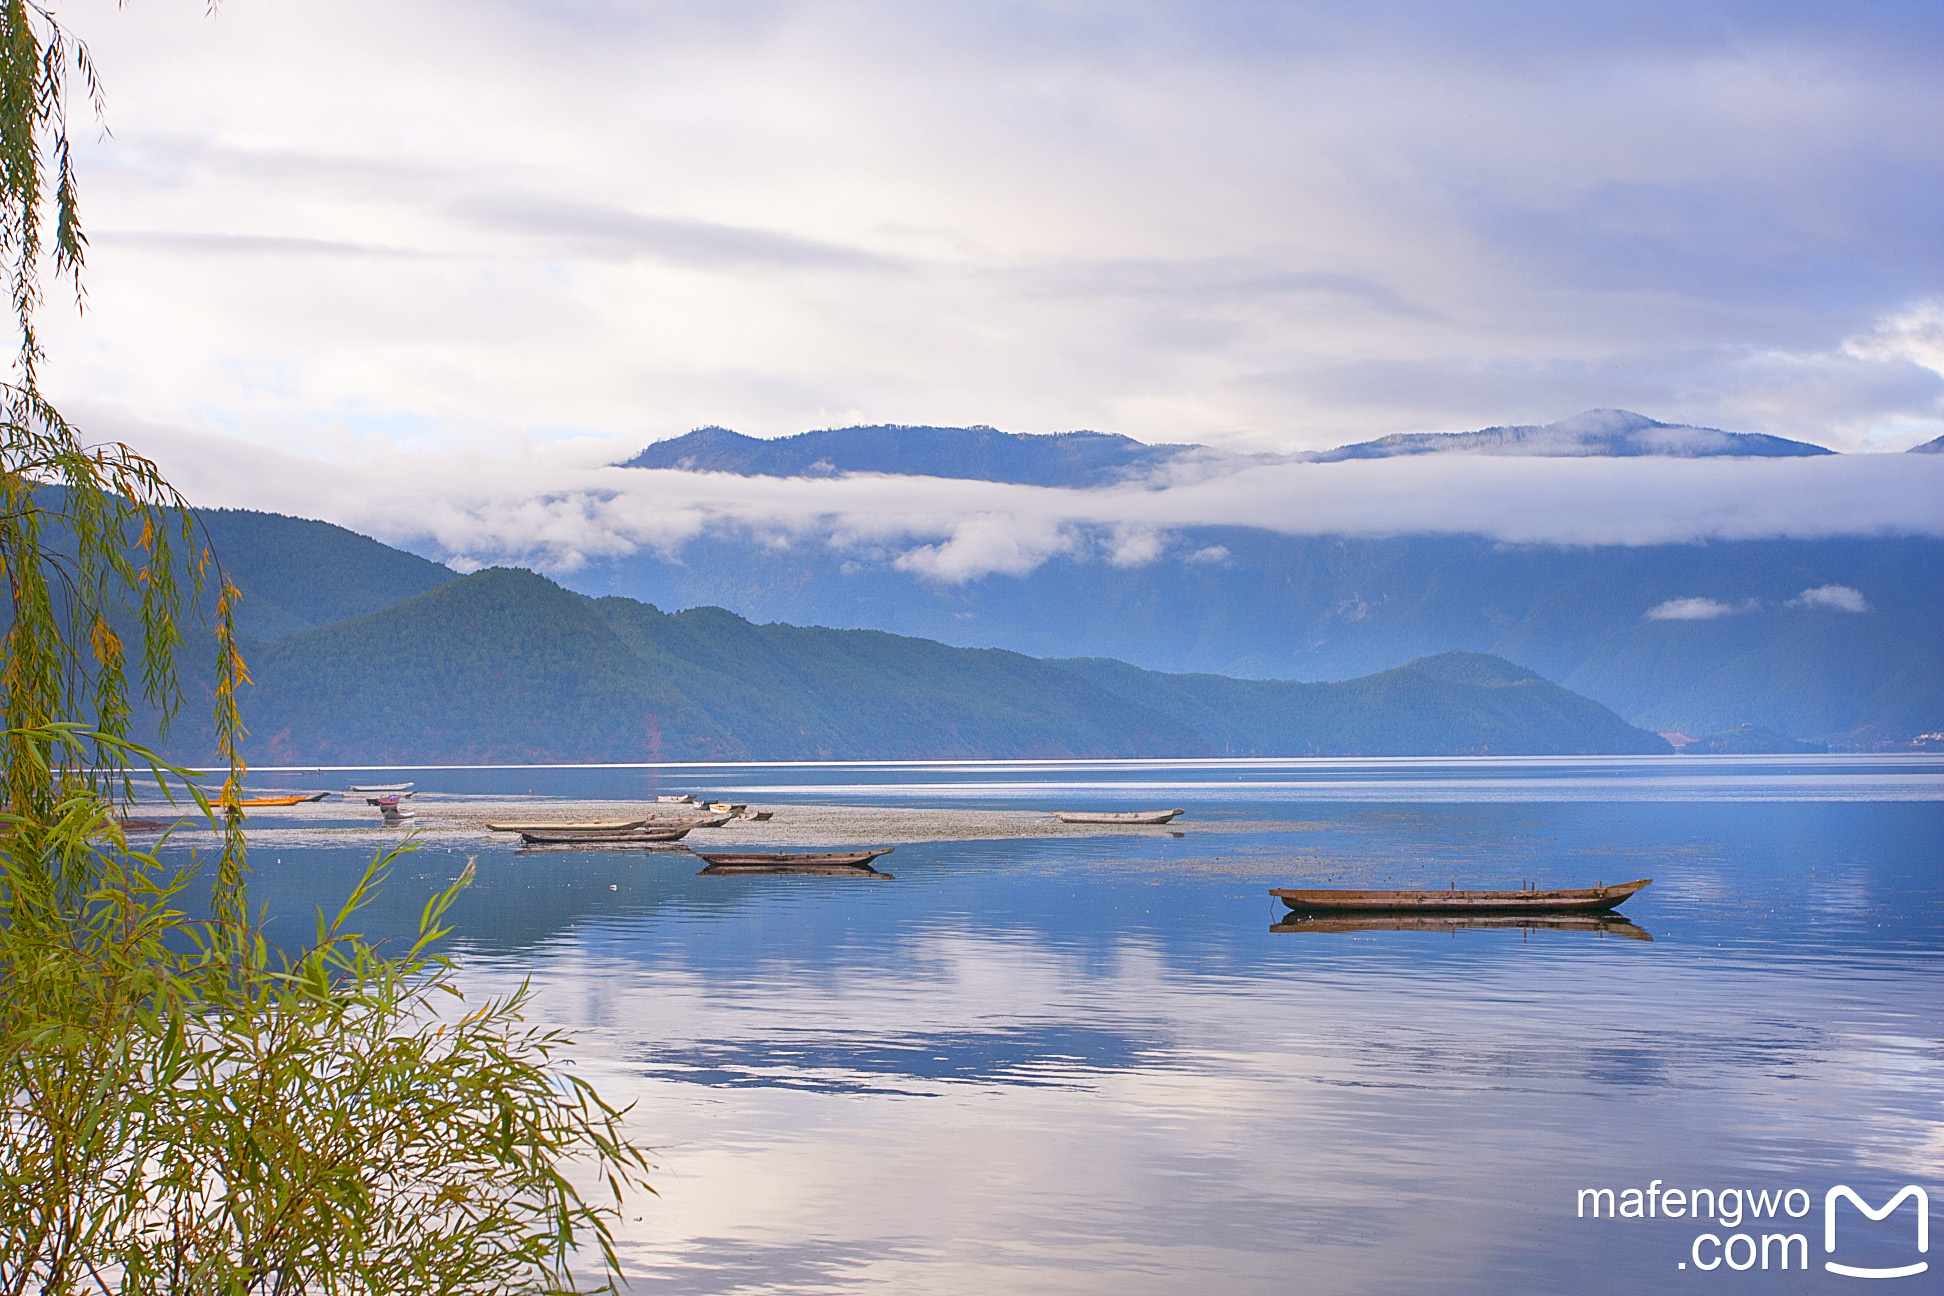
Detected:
left=655, top=794, right=697, bottom=803
left=350, top=782, right=415, bottom=793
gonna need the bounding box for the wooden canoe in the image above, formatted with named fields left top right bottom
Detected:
left=1271, top=913, right=1653, bottom=940
left=1271, top=878, right=1651, bottom=914
left=486, top=818, right=648, bottom=833
left=694, top=848, right=893, bottom=877
left=1055, top=809, right=1184, bottom=825
left=743, top=809, right=773, bottom=821
left=117, top=817, right=177, bottom=832
left=517, top=826, right=691, bottom=845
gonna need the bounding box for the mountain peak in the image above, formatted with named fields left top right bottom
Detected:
left=1311, top=410, right=1834, bottom=461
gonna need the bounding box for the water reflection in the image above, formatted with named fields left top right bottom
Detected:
left=146, top=760, right=1944, bottom=1294
left=1271, top=912, right=1654, bottom=940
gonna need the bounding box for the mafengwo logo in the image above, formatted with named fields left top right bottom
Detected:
left=1824, top=1187, right=1929, bottom=1280
left=1576, top=1180, right=1931, bottom=1277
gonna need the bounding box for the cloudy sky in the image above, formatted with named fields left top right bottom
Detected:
left=34, top=0, right=1944, bottom=568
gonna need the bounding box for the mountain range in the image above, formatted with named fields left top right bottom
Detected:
left=614, top=410, right=1841, bottom=490
left=579, top=414, right=1944, bottom=746
left=617, top=424, right=1193, bottom=487
left=157, top=558, right=1669, bottom=765
left=147, top=412, right=1944, bottom=754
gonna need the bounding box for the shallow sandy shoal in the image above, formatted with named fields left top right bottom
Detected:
left=135, top=797, right=1327, bottom=850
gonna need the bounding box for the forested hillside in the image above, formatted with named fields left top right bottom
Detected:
left=190, top=569, right=1668, bottom=764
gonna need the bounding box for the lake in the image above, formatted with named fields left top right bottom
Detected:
left=196, top=756, right=1944, bottom=1294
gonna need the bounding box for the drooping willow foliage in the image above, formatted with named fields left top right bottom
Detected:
left=0, top=5, right=652, bottom=1291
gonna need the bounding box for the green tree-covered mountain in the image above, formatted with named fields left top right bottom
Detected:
left=207, top=568, right=1665, bottom=764
left=196, top=508, right=458, bottom=639
left=158, top=501, right=1942, bottom=746
left=236, top=569, right=1207, bottom=763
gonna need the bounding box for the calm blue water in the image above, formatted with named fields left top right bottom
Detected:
left=203, top=757, right=1943, bottom=1294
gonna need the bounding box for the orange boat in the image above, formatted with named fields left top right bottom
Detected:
left=217, top=795, right=313, bottom=810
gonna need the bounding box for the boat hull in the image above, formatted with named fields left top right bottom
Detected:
left=1055, top=809, right=1183, bottom=825
left=517, top=827, right=691, bottom=845
left=695, top=848, right=894, bottom=877
left=1271, top=878, right=1650, bottom=914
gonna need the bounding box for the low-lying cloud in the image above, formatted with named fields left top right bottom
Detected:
left=108, top=413, right=1944, bottom=584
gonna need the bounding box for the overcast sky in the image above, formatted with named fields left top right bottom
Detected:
left=31, top=1, right=1944, bottom=569
left=48, top=1, right=1944, bottom=448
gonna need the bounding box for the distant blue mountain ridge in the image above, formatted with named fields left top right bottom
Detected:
left=616, top=423, right=1194, bottom=487
left=1304, top=408, right=1833, bottom=462
left=616, top=409, right=1839, bottom=488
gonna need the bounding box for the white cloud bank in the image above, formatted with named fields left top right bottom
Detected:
left=102, top=412, right=1944, bottom=583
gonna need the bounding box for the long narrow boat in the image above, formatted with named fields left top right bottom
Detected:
left=486, top=818, right=648, bottom=833
left=694, top=848, right=894, bottom=877
left=349, top=782, right=414, bottom=793
left=219, top=795, right=313, bottom=809
left=517, top=826, right=691, bottom=845
left=655, top=794, right=697, bottom=803
left=1271, top=912, right=1652, bottom=940
left=646, top=813, right=735, bottom=829
left=1271, top=878, right=1650, bottom=914
left=1055, top=809, right=1184, bottom=825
